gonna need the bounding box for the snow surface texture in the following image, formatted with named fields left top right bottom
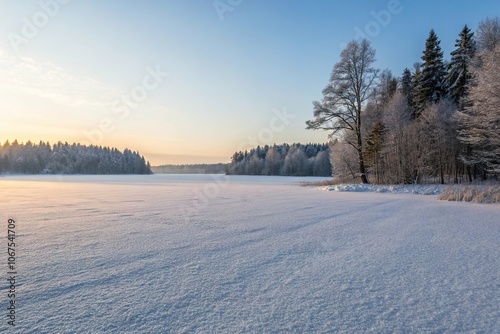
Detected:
left=322, top=184, right=445, bottom=195
left=1, top=175, right=499, bottom=333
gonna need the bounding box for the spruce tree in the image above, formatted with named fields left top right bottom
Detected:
left=417, top=30, right=447, bottom=113
left=410, top=64, right=422, bottom=119
left=400, top=68, right=412, bottom=99
left=400, top=68, right=417, bottom=116
left=447, top=25, right=476, bottom=107
left=364, top=121, right=385, bottom=183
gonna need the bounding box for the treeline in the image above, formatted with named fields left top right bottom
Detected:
left=152, top=163, right=227, bottom=174
left=0, top=140, right=152, bottom=174
left=227, top=143, right=331, bottom=176
left=308, top=17, right=500, bottom=184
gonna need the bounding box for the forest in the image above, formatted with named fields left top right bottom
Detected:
left=152, top=163, right=227, bottom=174
left=0, top=140, right=152, bottom=175
left=307, top=17, right=500, bottom=184
left=227, top=143, right=331, bottom=176
left=3, top=19, right=499, bottom=183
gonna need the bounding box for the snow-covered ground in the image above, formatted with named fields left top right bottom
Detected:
left=1, top=175, right=499, bottom=333
left=322, top=183, right=445, bottom=195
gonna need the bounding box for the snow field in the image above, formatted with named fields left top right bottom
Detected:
left=1, top=175, right=498, bottom=333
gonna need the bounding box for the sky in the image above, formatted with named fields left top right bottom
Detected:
left=1, top=0, right=499, bottom=165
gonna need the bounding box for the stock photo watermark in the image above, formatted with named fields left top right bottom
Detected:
left=8, top=0, right=71, bottom=53
left=213, top=0, right=243, bottom=21
left=340, top=0, right=408, bottom=49
left=236, top=107, right=295, bottom=152
left=6, top=219, right=17, bottom=327
left=177, top=106, right=295, bottom=221
left=178, top=174, right=231, bottom=221
left=82, top=65, right=168, bottom=145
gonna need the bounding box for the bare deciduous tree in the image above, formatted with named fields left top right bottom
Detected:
left=306, top=39, right=378, bottom=183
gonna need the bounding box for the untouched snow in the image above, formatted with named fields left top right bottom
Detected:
left=1, top=175, right=499, bottom=333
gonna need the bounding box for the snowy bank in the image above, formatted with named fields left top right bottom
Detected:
left=439, top=184, right=500, bottom=203
left=321, top=183, right=445, bottom=195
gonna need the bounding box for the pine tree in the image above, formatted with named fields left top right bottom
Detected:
left=410, top=63, right=422, bottom=119
left=400, top=68, right=412, bottom=99
left=364, top=121, right=385, bottom=183
left=447, top=25, right=476, bottom=107
left=417, top=30, right=447, bottom=113
left=400, top=68, right=418, bottom=116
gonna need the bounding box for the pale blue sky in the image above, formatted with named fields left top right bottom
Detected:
left=1, top=0, right=499, bottom=164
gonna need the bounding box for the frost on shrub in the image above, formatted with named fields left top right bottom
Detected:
left=329, top=140, right=359, bottom=182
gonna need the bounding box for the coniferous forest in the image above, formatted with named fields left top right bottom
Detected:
left=3, top=18, right=499, bottom=183
left=307, top=17, right=500, bottom=184
left=0, top=140, right=152, bottom=175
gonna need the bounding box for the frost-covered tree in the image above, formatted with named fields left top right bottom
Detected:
left=0, top=141, right=151, bottom=174
left=262, top=145, right=283, bottom=175
left=245, top=154, right=264, bottom=175
left=447, top=25, right=476, bottom=106
left=375, top=69, right=398, bottom=107
left=311, top=149, right=331, bottom=176
left=227, top=143, right=331, bottom=176
left=476, top=16, right=500, bottom=53
left=282, top=146, right=308, bottom=176
left=329, top=139, right=358, bottom=181
left=456, top=46, right=500, bottom=174
left=306, top=39, right=379, bottom=183
left=420, top=99, right=461, bottom=184
left=381, top=92, right=413, bottom=183
left=416, top=30, right=447, bottom=113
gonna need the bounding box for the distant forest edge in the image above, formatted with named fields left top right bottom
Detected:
left=1, top=140, right=331, bottom=177
left=152, top=163, right=227, bottom=174
left=152, top=143, right=332, bottom=177
left=0, top=140, right=152, bottom=175
left=227, top=143, right=331, bottom=176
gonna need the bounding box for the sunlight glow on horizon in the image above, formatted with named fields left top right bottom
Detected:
left=1, top=1, right=499, bottom=165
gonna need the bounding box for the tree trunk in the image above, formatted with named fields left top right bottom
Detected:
left=467, top=165, right=472, bottom=183
left=359, top=161, right=369, bottom=183
left=357, top=99, right=369, bottom=184
left=357, top=148, right=369, bottom=184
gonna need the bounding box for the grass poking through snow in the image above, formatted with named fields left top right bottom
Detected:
left=438, top=185, right=500, bottom=204
left=303, top=179, right=500, bottom=204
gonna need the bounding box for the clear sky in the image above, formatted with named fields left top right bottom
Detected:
left=1, top=0, right=499, bottom=164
